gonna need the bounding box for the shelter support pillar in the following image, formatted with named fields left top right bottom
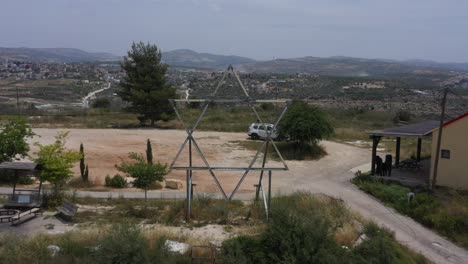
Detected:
left=416, top=138, right=422, bottom=162
left=371, top=136, right=381, bottom=175
left=12, top=170, right=18, bottom=201
left=395, top=137, right=401, bottom=167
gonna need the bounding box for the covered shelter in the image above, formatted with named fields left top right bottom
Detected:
left=368, top=121, right=439, bottom=176
left=0, top=162, right=43, bottom=208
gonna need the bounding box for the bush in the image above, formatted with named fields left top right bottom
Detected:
left=42, top=191, right=64, bottom=209
left=68, top=177, right=95, bottom=188
left=393, top=111, right=411, bottom=123
left=276, top=142, right=327, bottom=160
left=105, top=174, right=127, bottom=188
left=353, top=223, right=427, bottom=264
left=92, top=98, right=111, bottom=108
left=93, top=224, right=149, bottom=263
left=260, top=102, right=275, bottom=111
left=220, top=193, right=427, bottom=264
left=279, top=101, right=334, bottom=145
left=0, top=224, right=191, bottom=264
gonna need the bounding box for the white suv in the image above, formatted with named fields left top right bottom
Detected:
left=248, top=123, right=278, bottom=140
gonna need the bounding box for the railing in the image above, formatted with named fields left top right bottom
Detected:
left=191, top=245, right=221, bottom=263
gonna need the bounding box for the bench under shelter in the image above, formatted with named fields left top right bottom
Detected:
left=367, top=121, right=439, bottom=176
left=0, top=162, right=44, bottom=208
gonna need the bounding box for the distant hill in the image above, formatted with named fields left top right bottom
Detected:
left=0, top=47, right=120, bottom=63
left=163, top=50, right=468, bottom=76
left=401, top=59, right=468, bottom=72
left=2, top=46, right=467, bottom=76
left=237, top=56, right=468, bottom=77
left=162, top=49, right=256, bottom=69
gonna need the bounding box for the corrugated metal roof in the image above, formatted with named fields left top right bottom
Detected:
left=0, top=162, right=42, bottom=171
left=368, top=121, right=439, bottom=137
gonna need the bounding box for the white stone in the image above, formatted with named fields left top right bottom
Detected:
left=164, top=240, right=190, bottom=254
left=47, top=245, right=61, bottom=257
left=354, top=234, right=368, bottom=247
left=165, top=179, right=183, bottom=189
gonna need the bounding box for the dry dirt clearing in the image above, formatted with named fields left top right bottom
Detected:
left=29, top=128, right=292, bottom=194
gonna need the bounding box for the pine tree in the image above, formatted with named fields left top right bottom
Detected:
left=146, top=139, right=153, bottom=165
left=118, top=42, right=177, bottom=125
left=79, top=143, right=86, bottom=182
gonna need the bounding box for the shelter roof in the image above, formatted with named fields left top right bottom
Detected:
left=368, top=121, right=439, bottom=137
left=0, top=162, right=42, bottom=171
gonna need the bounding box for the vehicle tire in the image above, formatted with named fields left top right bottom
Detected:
left=250, top=134, right=259, bottom=140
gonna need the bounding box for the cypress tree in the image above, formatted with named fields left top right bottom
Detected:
left=79, top=143, right=86, bottom=181
left=84, top=164, right=89, bottom=182
left=146, top=139, right=153, bottom=164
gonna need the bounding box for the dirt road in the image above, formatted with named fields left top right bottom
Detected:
left=22, top=129, right=468, bottom=263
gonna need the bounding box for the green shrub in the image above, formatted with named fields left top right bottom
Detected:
left=220, top=193, right=427, bottom=264
left=67, top=177, right=95, bottom=188
left=354, top=223, right=427, bottom=264
left=0, top=224, right=190, bottom=263
left=279, top=101, right=334, bottom=145
left=17, top=176, right=34, bottom=185
left=42, top=191, right=64, bottom=209
left=92, top=98, right=111, bottom=108
left=260, top=102, right=275, bottom=111
left=220, top=236, right=265, bottom=264
left=276, top=142, right=327, bottom=160
left=93, top=224, right=149, bottom=264
left=105, top=174, right=127, bottom=188
left=393, top=111, right=412, bottom=123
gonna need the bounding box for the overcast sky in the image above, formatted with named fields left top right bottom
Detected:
left=1, top=0, right=467, bottom=62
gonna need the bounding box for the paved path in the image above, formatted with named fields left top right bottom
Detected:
left=1, top=140, right=467, bottom=263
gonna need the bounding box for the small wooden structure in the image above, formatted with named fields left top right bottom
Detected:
left=368, top=121, right=439, bottom=175
left=57, top=200, right=78, bottom=220
left=0, top=162, right=43, bottom=208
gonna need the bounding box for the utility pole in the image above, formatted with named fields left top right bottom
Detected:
left=431, top=87, right=449, bottom=190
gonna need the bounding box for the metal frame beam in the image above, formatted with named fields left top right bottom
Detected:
left=169, top=65, right=289, bottom=222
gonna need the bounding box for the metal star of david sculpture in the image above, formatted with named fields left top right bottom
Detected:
left=169, top=65, right=290, bottom=221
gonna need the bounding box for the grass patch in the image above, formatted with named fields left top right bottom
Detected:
left=72, top=195, right=254, bottom=227
left=67, top=178, right=97, bottom=189
left=0, top=192, right=428, bottom=263
left=353, top=173, right=468, bottom=250
left=0, top=224, right=191, bottom=264
left=327, top=108, right=395, bottom=141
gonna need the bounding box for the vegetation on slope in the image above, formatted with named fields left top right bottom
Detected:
left=0, top=193, right=428, bottom=263
left=353, top=174, right=468, bottom=250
